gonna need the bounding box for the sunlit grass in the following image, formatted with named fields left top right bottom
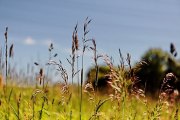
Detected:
left=0, top=85, right=179, bottom=120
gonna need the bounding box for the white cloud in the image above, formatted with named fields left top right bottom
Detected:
left=23, top=37, right=36, bottom=45
left=23, top=37, right=53, bottom=46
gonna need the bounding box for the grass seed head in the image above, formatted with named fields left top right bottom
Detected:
left=9, top=44, right=14, bottom=58
left=49, top=43, right=54, bottom=52
left=4, top=27, right=8, bottom=41
left=75, top=33, right=79, bottom=50
left=34, top=62, right=39, bottom=66
left=39, top=68, right=43, bottom=77
left=162, top=73, right=176, bottom=94
left=72, top=24, right=79, bottom=51
left=170, top=43, right=177, bottom=57
left=39, top=68, right=44, bottom=85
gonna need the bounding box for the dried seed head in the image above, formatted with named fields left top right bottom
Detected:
left=72, top=37, right=75, bottom=55
left=84, top=82, right=94, bottom=93
left=39, top=68, right=43, bottom=77
left=4, top=27, right=8, bottom=41
left=34, top=62, right=39, bottom=66
left=49, top=43, right=53, bottom=52
left=92, top=39, right=96, bottom=48
left=9, top=44, right=14, bottom=58
left=54, top=53, right=58, bottom=57
left=170, top=43, right=177, bottom=57
left=72, top=24, right=79, bottom=51
left=170, top=43, right=175, bottom=54
left=74, top=33, right=79, bottom=50
left=39, top=68, right=43, bottom=85
left=61, top=84, right=69, bottom=94
left=164, top=73, right=176, bottom=83
left=18, top=93, right=21, bottom=102
left=162, top=73, right=176, bottom=95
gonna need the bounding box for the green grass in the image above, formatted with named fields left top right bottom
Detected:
left=0, top=85, right=179, bottom=120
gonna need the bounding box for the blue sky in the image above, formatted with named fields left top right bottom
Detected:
left=0, top=0, right=180, bottom=80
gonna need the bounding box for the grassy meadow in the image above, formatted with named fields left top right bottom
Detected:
left=0, top=86, right=178, bottom=120
left=0, top=19, right=180, bottom=120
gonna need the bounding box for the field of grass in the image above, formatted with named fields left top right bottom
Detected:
left=0, top=85, right=179, bottom=120
left=0, top=19, right=180, bottom=120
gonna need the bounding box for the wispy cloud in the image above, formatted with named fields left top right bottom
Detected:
left=23, top=37, right=36, bottom=45
left=23, top=37, right=54, bottom=47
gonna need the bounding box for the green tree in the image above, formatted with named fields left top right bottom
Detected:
left=134, top=48, right=179, bottom=98
left=85, top=66, right=111, bottom=94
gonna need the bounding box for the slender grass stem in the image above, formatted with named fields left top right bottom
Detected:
left=80, top=62, right=83, bottom=120
left=4, top=27, right=8, bottom=93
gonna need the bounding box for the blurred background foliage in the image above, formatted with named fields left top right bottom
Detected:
left=134, top=48, right=180, bottom=98
left=85, top=66, right=112, bottom=94
left=86, top=48, right=180, bottom=98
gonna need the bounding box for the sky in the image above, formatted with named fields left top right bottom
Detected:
left=0, top=0, right=180, bottom=81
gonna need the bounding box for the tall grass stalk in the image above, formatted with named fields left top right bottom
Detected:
left=45, top=43, right=54, bottom=89
left=39, top=96, right=47, bottom=120
left=31, top=95, right=35, bottom=120
left=72, top=24, right=78, bottom=84
left=17, top=93, right=21, bottom=120
left=90, top=39, right=99, bottom=92
left=80, top=55, right=83, bottom=120
left=77, top=53, right=80, bottom=97
left=4, top=27, right=8, bottom=92
left=90, top=38, right=105, bottom=119
left=67, top=23, right=79, bottom=120
left=5, top=88, right=13, bottom=120
left=73, top=23, right=80, bottom=95
left=8, top=44, right=14, bottom=82
left=89, top=98, right=110, bottom=120
left=4, top=27, right=10, bottom=120
left=80, top=17, right=91, bottom=120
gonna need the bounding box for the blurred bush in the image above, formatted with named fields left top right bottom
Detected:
left=133, top=48, right=180, bottom=98
left=85, top=66, right=112, bottom=94
left=86, top=48, right=180, bottom=98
